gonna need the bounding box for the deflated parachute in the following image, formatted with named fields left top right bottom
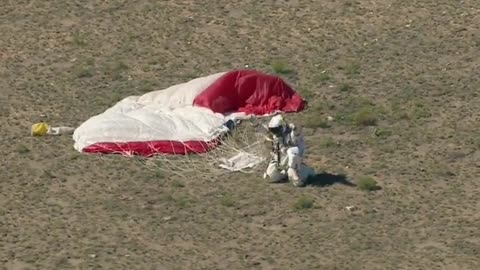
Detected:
left=73, top=69, right=306, bottom=157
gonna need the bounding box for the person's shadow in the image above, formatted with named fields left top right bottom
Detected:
left=306, top=172, right=356, bottom=187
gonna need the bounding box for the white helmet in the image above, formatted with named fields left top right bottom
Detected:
left=268, top=114, right=285, bottom=128
left=267, top=115, right=286, bottom=135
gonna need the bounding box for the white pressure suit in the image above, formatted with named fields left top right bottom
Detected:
left=263, top=115, right=313, bottom=187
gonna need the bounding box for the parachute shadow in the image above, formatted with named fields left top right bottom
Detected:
left=306, top=172, right=356, bottom=187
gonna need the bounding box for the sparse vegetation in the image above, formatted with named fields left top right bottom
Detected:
left=299, top=88, right=315, bottom=100
left=344, top=62, right=361, bottom=75
left=374, top=127, right=392, bottom=138
left=391, top=103, right=410, bottom=120
left=334, top=96, right=383, bottom=127
left=16, top=144, right=30, bottom=154
left=357, top=176, right=379, bottom=191
left=319, top=137, right=338, bottom=148
left=468, top=136, right=480, bottom=149
left=113, top=60, right=129, bottom=72
left=354, top=107, right=377, bottom=126
left=109, top=60, right=129, bottom=80
left=172, top=180, right=185, bottom=188
left=315, top=71, right=331, bottom=83
left=138, top=79, right=160, bottom=93
left=339, top=83, right=353, bottom=92
left=412, top=102, right=432, bottom=119
left=42, top=170, right=56, bottom=179
left=72, top=32, right=88, bottom=47
left=270, top=60, right=292, bottom=74
left=85, top=57, right=95, bottom=66
left=303, top=116, right=330, bottom=129
left=173, top=195, right=190, bottom=208
left=220, top=194, right=236, bottom=207
left=75, top=66, right=94, bottom=78
left=154, top=171, right=164, bottom=179
left=293, top=196, right=315, bottom=210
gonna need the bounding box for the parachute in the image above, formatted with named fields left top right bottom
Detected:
left=73, top=69, right=306, bottom=178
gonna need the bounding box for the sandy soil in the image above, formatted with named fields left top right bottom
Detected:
left=1, top=0, right=480, bottom=269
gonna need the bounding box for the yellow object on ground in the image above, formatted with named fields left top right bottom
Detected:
left=31, top=122, right=50, bottom=136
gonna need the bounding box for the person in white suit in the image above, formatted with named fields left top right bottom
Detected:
left=263, top=114, right=314, bottom=187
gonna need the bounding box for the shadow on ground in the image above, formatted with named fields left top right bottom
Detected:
left=306, top=172, right=356, bottom=187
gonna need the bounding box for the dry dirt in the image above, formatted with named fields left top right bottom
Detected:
left=1, top=0, right=480, bottom=269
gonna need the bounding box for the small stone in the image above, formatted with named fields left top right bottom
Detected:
left=88, top=254, right=97, bottom=258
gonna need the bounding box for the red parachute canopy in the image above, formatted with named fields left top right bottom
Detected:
left=193, top=70, right=305, bottom=114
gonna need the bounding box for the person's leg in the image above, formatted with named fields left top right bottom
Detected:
left=263, top=160, right=287, bottom=183
left=286, top=147, right=307, bottom=187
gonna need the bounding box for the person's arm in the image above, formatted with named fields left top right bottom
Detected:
left=287, top=123, right=302, bottom=146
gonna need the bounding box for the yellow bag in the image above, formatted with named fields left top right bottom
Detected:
left=31, top=122, right=50, bottom=136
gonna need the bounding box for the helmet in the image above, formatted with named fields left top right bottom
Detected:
left=268, top=114, right=285, bottom=128
left=267, top=115, right=285, bottom=136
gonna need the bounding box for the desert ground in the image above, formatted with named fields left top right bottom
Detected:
left=1, top=0, right=480, bottom=269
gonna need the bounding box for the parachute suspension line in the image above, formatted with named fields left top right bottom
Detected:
left=140, top=119, right=270, bottom=181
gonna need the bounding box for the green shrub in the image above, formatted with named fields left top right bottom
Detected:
left=270, top=60, right=292, bottom=74
left=304, top=116, right=330, bottom=129
left=357, top=176, right=379, bottom=191
left=174, top=196, right=190, bottom=208
left=172, top=180, right=185, bottom=188
left=339, top=83, right=353, bottom=92
left=16, top=144, right=30, bottom=154
left=354, top=107, right=377, bottom=126
left=316, top=72, right=331, bottom=82
left=374, top=128, right=392, bottom=138
left=220, top=194, right=236, bottom=207
left=345, top=62, right=361, bottom=75
left=293, top=196, right=314, bottom=210
left=413, top=103, right=432, bottom=119
left=75, top=66, right=94, bottom=78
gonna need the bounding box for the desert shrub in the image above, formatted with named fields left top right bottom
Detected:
left=344, top=62, right=361, bottom=75
left=357, top=176, right=379, bottom=191
left=16, top=144, right=30, bottom=154
left=316, top=71, right=331, bottom=82
left=220, top=194, right=236, bottom=207
left=293, top=196, right=314, bottom=210
left=354, top=107, right=377, bottom=126
left=171, top=180, right=185, bottom=188
left=339, top=83, right=353, bottom=92
left=270, top=60, right=292, bottom=74
left=304, top=116, right=330, bottom=129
